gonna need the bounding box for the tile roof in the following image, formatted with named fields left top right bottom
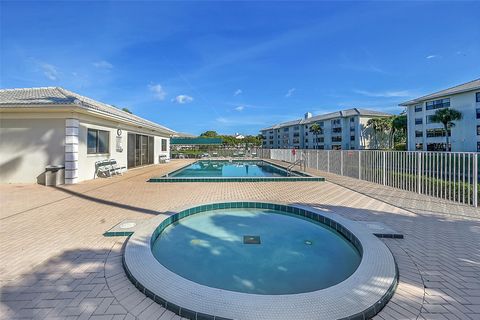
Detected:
left=260, top=108, right=391, bottom=131
left=0, top=87, right=175, bottom=134
left=399, top=78, right=480, bottom=106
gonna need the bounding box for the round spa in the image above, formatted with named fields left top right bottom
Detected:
left=123, top=202, right=398, bottom=320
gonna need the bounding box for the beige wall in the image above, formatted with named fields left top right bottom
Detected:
left=0, top=116, right=65, bottom=183
left=76, top=113, right=171, bottom=182
left=0, top=111, right=171, bottom=184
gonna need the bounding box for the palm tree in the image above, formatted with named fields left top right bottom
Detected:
left=429, top=108, right=462, bottom=151
left=309, top=123, right=323, bottom=149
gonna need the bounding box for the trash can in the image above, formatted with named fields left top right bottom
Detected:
left=45, top=165, right=65, bottom=186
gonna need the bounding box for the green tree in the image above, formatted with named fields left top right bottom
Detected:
left=309, top=123, right=323, bottom=149
left=366, top=118, right=383, bottom=149
left=429, top=108, right=462, bottom=151
left=200, top=130, right=218, bottom=138
left=391, top=113, right=407, bottom=149
left=121, top=107, right=133, bottom=114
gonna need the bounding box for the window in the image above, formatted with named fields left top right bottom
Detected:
left=476, top=92, right=480, bottom=103
left=477, top=108, right=480, bottom=119
left=427, top=143, right=448, bottom=151
left=415, top=143, right=423, bottom=150
left=332, top=136, right=342, bottom=142
left=293, top=132, right=300, bottom=137
left=317, top=137, right=324, bottom=143
left=415, top=130, right=423, bottom=138
left=415, top=105, right=422, bottom=112
left=318, top=145, right=325, bottom=150
left=87, top=129, right=109, bottom=154
left=415, top=118, right=423, bottom=125
left=426, top=98, right=450, bottom=110
left=331, top=119, right=341, bottom=126
left=161, top=139, right=167, bottom=151
left=350, top=135, right=355, bottom=141
left=332, top=145, right=342, bottom=150
left=294, top=126, right=299, bottom=131
left=350, top=117, right=355, bottom=122
left=477, top=125, right=480, bottom=136
left=426, top=128, right=450, bottom=138
left=318, top=121, right=324, bottom=127
left=283, top=127, right=289, bottom=132
left=332, top=127, right=342, bottom=133
left=426, top=115, right=439, bottom=124
left=478, top=142, right=480, bottom=152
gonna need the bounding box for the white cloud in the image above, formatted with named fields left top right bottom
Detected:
left=426, top=55, right=437, bottom=59
left=353, top=89, right=412, bottom=98
left=93, top=60, right=113, bottom=69
left=172, top=95, right=193, bottom=104
left=149, top=84, right=167, bottom=100
left=285, top=88, right=296, bottom=98
left=41, top=63, right=59, bottom=81
left=234, top=89, right=242, bottom=96
left=215, top=116, right=266, bottom=126
left=234, top=106, right=245, bottom=111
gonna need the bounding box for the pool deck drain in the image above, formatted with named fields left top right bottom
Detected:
left=243, top=235, right=261, bottom=244
left=104, top=219, right=142, bottom=237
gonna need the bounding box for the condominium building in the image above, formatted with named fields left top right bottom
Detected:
left=260, top=108, right=392, bottom=150
left=400, top=79, right=480, bottom=152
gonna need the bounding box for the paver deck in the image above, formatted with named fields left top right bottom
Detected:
left=1, top=159, right=479, bottom=320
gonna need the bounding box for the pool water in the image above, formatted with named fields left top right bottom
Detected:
left=167, top=161, right=295, bottom=177
left=151, top=208, right=361, bottom=295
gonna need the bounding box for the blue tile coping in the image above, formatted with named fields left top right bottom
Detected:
left=123, top=201, right=398, bottom=320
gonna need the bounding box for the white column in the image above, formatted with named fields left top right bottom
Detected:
left=65, top=118, right=79, bottom=184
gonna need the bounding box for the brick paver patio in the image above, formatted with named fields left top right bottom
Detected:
left=1, top=160, right=479, bottom=320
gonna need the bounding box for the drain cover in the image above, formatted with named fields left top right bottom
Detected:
left=243, top=235, right=261, bottom=244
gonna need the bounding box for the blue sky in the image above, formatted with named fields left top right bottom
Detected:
left=1, top=1, right=479, bottom=135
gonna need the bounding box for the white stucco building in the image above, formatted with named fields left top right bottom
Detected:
left=0, top=87, right=174, bottom=184
left=400, top=79, right=480, bottom=152
left=260, top=108, right=392, bottom=150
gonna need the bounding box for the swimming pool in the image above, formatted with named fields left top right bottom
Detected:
left=149, top=160, right=325, bottom=182
left=124, top=202, right=398, bottom=320
left=168, top=160, right=298, bottom=177
left=152, top=207, right=361, bottom=295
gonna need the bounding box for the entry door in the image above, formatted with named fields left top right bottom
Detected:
left=135, top=135, right=141, bottom=167
left=148, top=136, right=154, bottom=164
left=127, top=133, right=135, bottom=168
left=141, top=135, right=148, bottom=165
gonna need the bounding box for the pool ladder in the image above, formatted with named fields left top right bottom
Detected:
left=286, top=154, right=307, bottom=176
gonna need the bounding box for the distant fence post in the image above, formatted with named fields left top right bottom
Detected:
left=341, top=151, right=344, bottom=176
left=474, top=153, right=478, bottom=207
left=358, top=150, right=362, bottom=180
left=417, top=152, right=422, bottom=194
left=327, top=150, right=330, bottom=173
left=383, top=151, right=386, bottom=186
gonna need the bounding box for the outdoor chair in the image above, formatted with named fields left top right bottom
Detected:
left=159, top=155, right=170, bottom=163
left=109, top=159, right=127, bottom=175
left=95, top=160, right=116, bottom=178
